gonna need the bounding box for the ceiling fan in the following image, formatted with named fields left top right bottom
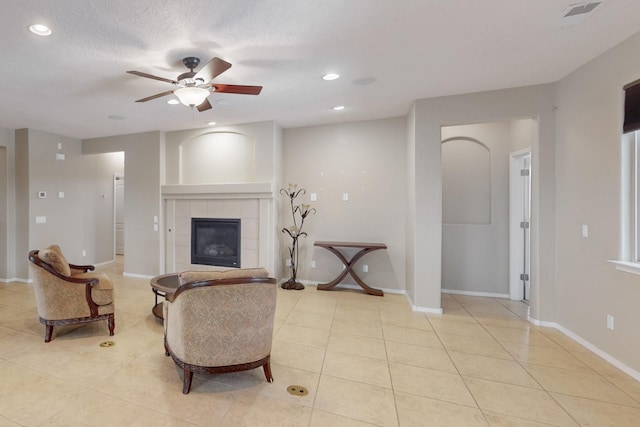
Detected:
left=127, top=56, right=262, bottom=112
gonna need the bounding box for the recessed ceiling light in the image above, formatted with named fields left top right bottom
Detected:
left=332, top=105, right=345, bottom=111
left=29, top=24, right=52, bottom=36
left=206, top=121, right=217, bottom=126
left=167, top=99, right=180, bottom=105
left=323, top=73, right=340, bottom=81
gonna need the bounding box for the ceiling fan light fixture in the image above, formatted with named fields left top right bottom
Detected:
left=174, top=87, right=209, bottom=107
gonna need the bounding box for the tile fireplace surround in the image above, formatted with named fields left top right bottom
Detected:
left=162, top=183, right=276, bottom=274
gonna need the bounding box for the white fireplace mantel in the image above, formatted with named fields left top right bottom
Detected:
left=161, top=182, right=277, bottom=275
left=161, top=183, right=274, bottom=200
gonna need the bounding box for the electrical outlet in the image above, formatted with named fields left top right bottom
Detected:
left=285, top=259, right=292, bottom=267
left=607, top=314, right=614, bottom=330
left=311, top=260, right=317, bottom=268
left=342, top=193, right=349, bottom=201
left=362, top=264, right=368, bottom=273
left=82, top=250, right=86, bottom=257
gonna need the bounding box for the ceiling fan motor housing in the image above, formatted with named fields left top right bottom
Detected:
left=182, top=57, right=200, bottom=71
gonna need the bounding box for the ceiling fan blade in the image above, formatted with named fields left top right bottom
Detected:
left=196, top=98, right=212, bottom=112
left=195, top=57, right=232, bottom=82
left=211, top=84, right=262, bottom=95
left=135, top=90, right=175, bottom=103
left=127, top=70, right=177, bottom=85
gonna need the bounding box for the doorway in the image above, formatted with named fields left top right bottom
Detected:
left=509, top=149, right=531, bottom=301
left=114, top=174, right=124, bottom=256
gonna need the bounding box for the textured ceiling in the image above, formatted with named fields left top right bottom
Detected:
left=2, top=0, right=640, bottom=139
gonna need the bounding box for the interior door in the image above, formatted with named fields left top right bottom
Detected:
left=509, top=149, right=532, bottom=301
left=521, top=155, right=531, bottom=302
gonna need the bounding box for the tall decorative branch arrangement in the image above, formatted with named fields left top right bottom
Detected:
left=281, top=184, right=316, bottom=290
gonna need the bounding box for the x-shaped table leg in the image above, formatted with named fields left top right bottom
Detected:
left=316, top=246, right=384, bottom=296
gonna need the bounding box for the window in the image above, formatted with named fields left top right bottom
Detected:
left=611, top=82, right=640, bottom=273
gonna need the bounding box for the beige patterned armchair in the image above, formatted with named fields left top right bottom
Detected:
left=163, top=268, right=277, bottom=394
left=28, top=246, right=115, bottom=342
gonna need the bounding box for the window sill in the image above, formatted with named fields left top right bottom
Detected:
left=608, top=260, right=640, bottom=276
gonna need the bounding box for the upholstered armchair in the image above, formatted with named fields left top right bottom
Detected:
left=28, top=246, right=115, bottom=342
left=163, top=268, right=277, bottom=394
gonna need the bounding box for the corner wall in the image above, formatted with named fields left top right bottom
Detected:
left=410, top=84, right=557, bottom=315
left=83, top=131, right=163, bottom=277
left=555, top=31, right=640, bottom=373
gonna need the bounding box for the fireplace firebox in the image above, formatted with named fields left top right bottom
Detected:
left=191, top=218, right=241, bottom=267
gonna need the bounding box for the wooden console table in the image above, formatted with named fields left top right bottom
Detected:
left=314, top=241, right=387, bottom=296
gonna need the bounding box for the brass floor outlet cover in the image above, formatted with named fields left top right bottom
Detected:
left=286, top=385, right=308, bottom=396
left=99, top=341, right=115, bottom=347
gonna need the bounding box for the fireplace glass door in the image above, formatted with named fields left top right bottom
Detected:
left=191, top=218, right=241, bottom=268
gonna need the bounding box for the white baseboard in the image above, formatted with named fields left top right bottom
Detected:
left=0, top=278, right=31, bottom=283
left=528, top=316, right=640, bottom=382
left=123, top=272, right=154, bottom=280
left=442, top=288, right=510, bottom=299
left=411, top=304, right=444, bottom=314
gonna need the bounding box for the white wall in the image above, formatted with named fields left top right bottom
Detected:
left=282, top=117, right=407, bottom=292
left=555, top=31, right=640, bottom=373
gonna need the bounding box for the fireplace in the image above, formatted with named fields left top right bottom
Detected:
left=191, top=218, right=241, bottom=268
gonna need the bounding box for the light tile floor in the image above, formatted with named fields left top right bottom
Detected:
left=0, top=259, right=639, bottom=426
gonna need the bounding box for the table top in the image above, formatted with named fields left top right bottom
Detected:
left=314, top=241, right=387, bottom=249
left=150, top=273, right=180, bottom=294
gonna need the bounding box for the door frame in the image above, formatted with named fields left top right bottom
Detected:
left=509, top=148, right=531, bottom=301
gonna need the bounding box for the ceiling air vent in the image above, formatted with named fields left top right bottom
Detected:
left=555, top=2, right=602, bottom=27
left=564, top=2, right=601, bottom=18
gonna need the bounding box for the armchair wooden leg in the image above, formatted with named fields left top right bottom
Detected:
left=263, top=359, right=274, bottom=383
left=183, top=368, right=194, bottom=394
left=107, top=314, right=115, bottom=336
left=44, top=325, right=54, bottom=343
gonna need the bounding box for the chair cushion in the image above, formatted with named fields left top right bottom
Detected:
left=179, top=268, right=269, bottom=286
left=72, top=272, right=114, bottom=305
left=38, top=245, right=71, bottom=277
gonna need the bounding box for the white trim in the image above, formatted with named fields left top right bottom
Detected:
left=528, top=316, right=640, bottom=382
left=0, top=278, right=31, bottom=283
left=442, top=288, right=510, bottom=299
left=412, top=305, right=444, bottom=314
left=123, top=272, right=154, bottom=280
left=161, top=183, right=273, bottom=200
left=608, top=259, right=640, bottom=276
